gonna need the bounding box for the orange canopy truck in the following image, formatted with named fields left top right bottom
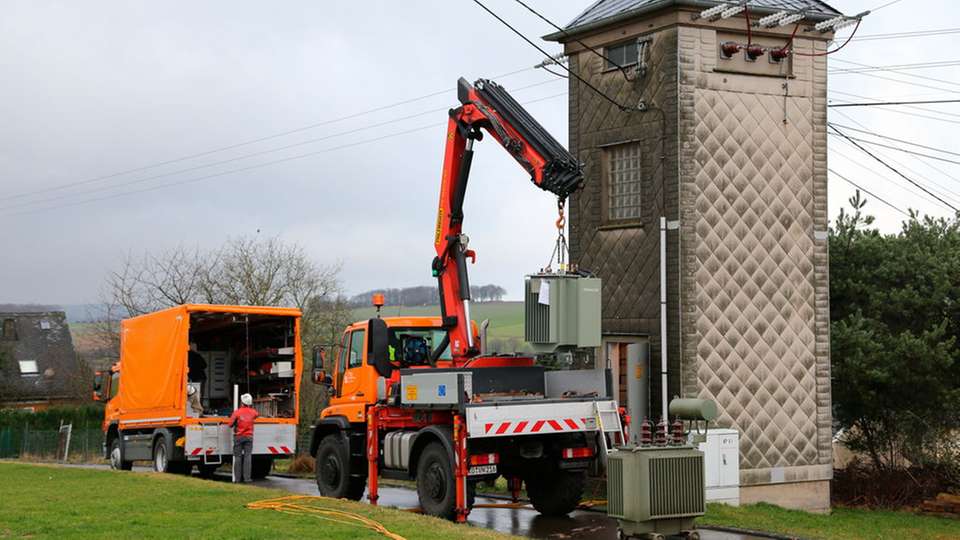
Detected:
left=93, top=304, right=302, bottom=477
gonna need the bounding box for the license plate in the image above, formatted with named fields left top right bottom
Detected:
left=468, top=465, right=497, bottom=476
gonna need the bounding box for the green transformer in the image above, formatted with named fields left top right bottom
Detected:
left=524, top=273, right=601, bottom=352
left=607, top=445, right=705, bottom=540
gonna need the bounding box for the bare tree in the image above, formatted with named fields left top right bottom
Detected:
left=95, top=235, right=342, bottom=361
left=106, top=236, right=339, bottom=314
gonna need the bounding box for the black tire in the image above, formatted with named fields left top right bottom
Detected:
left=526, top=469, right=585, bottom=516
left=109, top=438, right=132, bottom=471
left=416, top=442, right=457, bottom=519
left=315, top=434, right=365, bottom=500
left=251, top=456, right=273, bottom=479
left=152, top=437, right=170, bottom=473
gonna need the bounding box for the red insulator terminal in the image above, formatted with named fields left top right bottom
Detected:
left=640, top=418, right=653, bottom=446
left=746, top=45, right=765, bottom=61
left=720, top=41, right=741, bottom=58
left=655, top=419, right=668, bottom=446
left=770, top=48, right=790, bottom=62
left=671, top=418, right=685, bottom=445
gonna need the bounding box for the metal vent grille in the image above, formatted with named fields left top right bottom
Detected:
left=524, top=286, right=550, bottom=343
left=648, top=455, right=705, bottom=518
left=607, top=455, right=625, bottom=517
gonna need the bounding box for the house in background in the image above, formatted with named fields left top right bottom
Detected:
left=546, top=0, right=842, bottom=511
left=0, top=311, right=86, bottom=410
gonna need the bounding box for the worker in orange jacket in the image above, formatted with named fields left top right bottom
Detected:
left=229, top=393, right=259, bottom=483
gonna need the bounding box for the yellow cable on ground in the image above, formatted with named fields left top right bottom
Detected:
left=246, top=495, right=406, bottom=540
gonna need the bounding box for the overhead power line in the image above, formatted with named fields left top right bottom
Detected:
left=828, top=123, right=960, bottom=159
left=832, top=58, right=960, bottom=92
left=849, top=26, right=960, bottom=42
left=1, top=92, right=568, bottom=218
left=512, top=0, right=633, bottom=81
left=831, top=108, right=960, bottom=209
left=1, top=78, right=564, bottom=212
left=827, top=132, right=960, bottom=166
left=829, top=125, right=959, bottom=212
left=829, top=99, right=960, bottom=108
left=828, top=167, right=909, bottom=216
left=829, top=95, right=960, bottom=125
left=829, top=60, right=960, bottom=74
left=0, top=65, right=540, bottom=203
left=470, top=0, right=636, bottom=112
left=871, top=0, right=906, bottom=10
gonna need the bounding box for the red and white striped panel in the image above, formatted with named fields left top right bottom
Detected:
left=483, top=417, right=589, bottom=436
left=266, top=445, right=293, bottom=455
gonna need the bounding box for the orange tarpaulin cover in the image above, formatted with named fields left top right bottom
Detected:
left=118, top=306, right=189, bottom=417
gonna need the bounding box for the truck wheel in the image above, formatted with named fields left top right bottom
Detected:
left=109, top=438, right=132, bottom=471
left=526, top=469, right=585, bottom=516
left=315, top=434, right=365, bottom=500
left=416, top=442, right=456, bottom=519
left=153, top=437, right=170, bottom=473
left=251, top=456, right=273, bottom=479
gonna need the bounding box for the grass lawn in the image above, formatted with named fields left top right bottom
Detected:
left=701, top=502, right=960, bottom=540
left=0, top=462, right=515, bottom=540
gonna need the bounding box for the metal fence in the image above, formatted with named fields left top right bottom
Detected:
left=0, top=426, right=104, bottom=463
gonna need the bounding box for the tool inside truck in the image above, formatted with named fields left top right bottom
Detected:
left=188, top=311, right=298, bottom=418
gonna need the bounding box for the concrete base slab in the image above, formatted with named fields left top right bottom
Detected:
left=740, top=480, right=830, bottom=513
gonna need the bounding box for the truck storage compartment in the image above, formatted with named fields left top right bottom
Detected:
left=188, top=310, right=298, bottom=418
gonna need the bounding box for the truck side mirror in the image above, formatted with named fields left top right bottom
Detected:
left=312, top=346, right=325, bottom=368
left=368, top=318, right=392, bottom=378
left=92, top=371, right=104, bottom=402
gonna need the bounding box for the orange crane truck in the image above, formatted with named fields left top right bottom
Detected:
left=308, top=78, right=621, bottom=522
left=93, top=304, right=302, bottom=477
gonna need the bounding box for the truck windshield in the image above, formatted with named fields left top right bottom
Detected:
left=388, top=328, right=451, bottom=367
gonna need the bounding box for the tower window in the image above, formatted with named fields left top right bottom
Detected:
left=604, top=142, right=642, bottom=223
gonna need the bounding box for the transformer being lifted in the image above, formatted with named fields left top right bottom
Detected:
left=309, top=77, right=621, bottom=522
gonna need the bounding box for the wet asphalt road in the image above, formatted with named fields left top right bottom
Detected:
left=66, top=464, right=761, bottom=539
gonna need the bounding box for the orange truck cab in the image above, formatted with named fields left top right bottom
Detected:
left=93, top=304, right=302, bottom=477
left=319, top=316, right=468, bottom=425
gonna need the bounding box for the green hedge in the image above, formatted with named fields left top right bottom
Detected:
left=0, top=404, right=104, bottom=431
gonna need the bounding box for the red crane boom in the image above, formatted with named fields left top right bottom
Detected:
left=431, top=77, right=583, bottom=363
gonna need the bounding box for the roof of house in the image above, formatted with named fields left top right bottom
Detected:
left=0, top=311, right=83, bottom=403
left=546, top=0, right=843, bottom=41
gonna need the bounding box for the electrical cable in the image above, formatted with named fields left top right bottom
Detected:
left=831, top=108, right=960, bottom=208
left=849, top=27, right=960, bottom=42
left=827, top=132, right=960, bottom=166
left=1, top=92, right=568, bottom=218
left=0, top=78, right=564, bottom=212
left=539, top=65, right=569, bottom=79
left=830, top=60, right=960, bottom=74
left=829, top=99, right=960, bottom=108
left=792, top=19, right=861, bottom=57
left=828, top=123, right=960, bottom=159
left=828, top=167, right=910, bottom=216
left=832, top=58, right=960, bottom=91
left=829, top=124, right=959, bottom=212
left=831, top=143, right=959, bottom=209
left=246, top=496, right=406, bottom=540
left=0, top=66, right=537, bottom=203
left=870, top=0, right=906, bottom=12
left=829, top=92, right=960, bottom=124
left=471, top=0, right=636, bottom=112
left=512, top=0, right=633, bottom=81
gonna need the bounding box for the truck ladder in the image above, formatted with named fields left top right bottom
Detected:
left=594, top=401, right=625, bottom=455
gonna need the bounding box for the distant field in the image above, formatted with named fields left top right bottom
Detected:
left=350, top=301, right=526, bottom=352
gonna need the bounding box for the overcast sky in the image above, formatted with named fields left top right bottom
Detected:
left=1, top=0, right=956, bottom=305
